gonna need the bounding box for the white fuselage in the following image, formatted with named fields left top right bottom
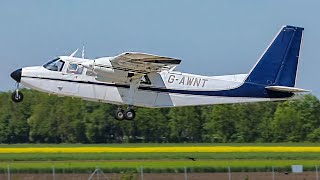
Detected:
left=20, top=57, right=282, bottom=108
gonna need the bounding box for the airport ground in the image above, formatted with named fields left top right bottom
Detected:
left=0, top=172, right=319, bottom=180
left=0, top=143, right=319, bottom=179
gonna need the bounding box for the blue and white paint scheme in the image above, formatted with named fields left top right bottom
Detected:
left=10, top=25, right=308, bottom=120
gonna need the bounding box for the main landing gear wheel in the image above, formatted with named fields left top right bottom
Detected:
left=124, top=108, right=136, bottom=121
left=114, top=108, right=136, bottom=121
left=115, top=108, right=125, bottom=121
left=12, top=90, right=23, bottom=103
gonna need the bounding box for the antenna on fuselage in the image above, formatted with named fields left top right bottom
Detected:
left=82, top=45, right=85, bottom=59
left=69, top=49, right=79, bottom=57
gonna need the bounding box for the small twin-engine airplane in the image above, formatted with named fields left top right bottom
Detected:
left=10, top=25, right=308, bottom=120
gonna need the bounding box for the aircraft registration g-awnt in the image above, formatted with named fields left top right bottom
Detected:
left=10, top=25, right=308, bottom=120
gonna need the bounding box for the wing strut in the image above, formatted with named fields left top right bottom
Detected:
left=127, top=78, right=141, bottom=105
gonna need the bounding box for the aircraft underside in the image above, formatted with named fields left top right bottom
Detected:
left=20, top=76, right=287, bottom=108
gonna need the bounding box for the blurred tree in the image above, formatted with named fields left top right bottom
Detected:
left=168, top=107, right=203, bottom=142
left=0, top=93, right=11, bottom=143
left=84, top=103, right=118, bottom=143
left=272, top=95, right=320, bottom=142
left=131, top=108, right=169, bottom=142
left=203, top=104, right=237, bottom=142
left=0, top=89, right=319, bottom=143
left=28, top=93, right=62, bottom=143
left=235, top=102, right=277, bottom=142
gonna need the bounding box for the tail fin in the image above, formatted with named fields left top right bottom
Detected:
left=245, top=25, right=304, bottom=87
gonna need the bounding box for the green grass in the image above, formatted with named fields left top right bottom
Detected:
left=0, top=152, right=320, bottom=161
left=0, top=160, right=319, bottom=173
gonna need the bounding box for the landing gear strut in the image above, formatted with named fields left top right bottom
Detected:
left=114, top=107, right=136, bottom=121
left=114, top=77, right=139, bottom=121
left=11, top=83, right=23, bottom=103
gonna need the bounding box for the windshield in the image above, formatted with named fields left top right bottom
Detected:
left=43, top=58, right=65, bottom=71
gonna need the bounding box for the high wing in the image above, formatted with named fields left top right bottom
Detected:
left=81, top=52, right=182, bottom=83
left=110, top=52, right=181, bottom=73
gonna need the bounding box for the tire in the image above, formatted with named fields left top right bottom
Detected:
left=124, top=109, right=136, bottom=121
left=115, top=109, right=125, bottom=121
left=11, top=91, right=23, bottom=103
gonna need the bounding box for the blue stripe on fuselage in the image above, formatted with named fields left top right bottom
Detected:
left=140, top=82, right=293, bottom=98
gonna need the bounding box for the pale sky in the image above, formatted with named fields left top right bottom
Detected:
left=1, top=1, right=319, bottom=96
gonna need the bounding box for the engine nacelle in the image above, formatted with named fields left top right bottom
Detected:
left=94, top=67, right=131, bottom=83
left=82, top=58, right=136, bottom=83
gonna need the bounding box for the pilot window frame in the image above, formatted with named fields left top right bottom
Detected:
left=43, top=58, right=65, bottom=72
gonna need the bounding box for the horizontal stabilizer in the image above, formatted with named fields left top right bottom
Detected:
left=266, top=86, right=309, bottom=93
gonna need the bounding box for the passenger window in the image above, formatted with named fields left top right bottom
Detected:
left=67, top=63, right=84, bottom=74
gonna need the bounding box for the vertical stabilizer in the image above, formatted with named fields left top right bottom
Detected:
left=245, top=25, right=304, bottom=87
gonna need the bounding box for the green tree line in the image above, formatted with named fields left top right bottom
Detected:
left=0, top=89, right=319, bottom=143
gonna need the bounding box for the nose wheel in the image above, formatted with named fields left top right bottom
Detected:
left=114, top=107, right=136, bottom=121
left=11, top=84, right=23, bottom=103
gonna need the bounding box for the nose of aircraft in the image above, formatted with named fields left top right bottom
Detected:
left=10, top=68, right=22, bottom=82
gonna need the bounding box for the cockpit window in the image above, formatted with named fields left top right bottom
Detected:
left=43, top=58, right=65, bottom=71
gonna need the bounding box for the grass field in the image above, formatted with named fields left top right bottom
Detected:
left=1, top=152, right=320, bottom=161
left=0, top=143, right=319, bottom=173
